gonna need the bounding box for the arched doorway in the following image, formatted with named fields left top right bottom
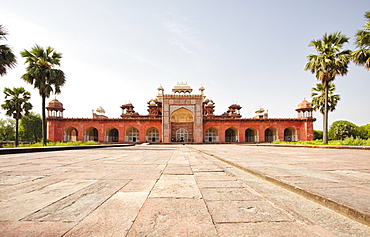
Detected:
left=284, top=127, right=297, bottom=142
left=126, top=127, right=139, bottom=142
left=225, top=128, right=238, bottom=142
left=205, top=128, right=218, bottom=142
left=265, top=127, right=277, bottom=142
left=106, top=127, right=118, bottom=142
left=64, top=127, right=78, bottom=142
left=146, top=127, right=159, bottom=143
left=176, top=128, right=188, bottom=142
left=170, top=108, right=194, bottom=142
left=245, top=128, right=258, bottom=142
left=84, top=127, right=98, bottom=141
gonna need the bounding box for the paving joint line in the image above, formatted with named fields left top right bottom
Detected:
left=190, top=146, right=370, bottom=227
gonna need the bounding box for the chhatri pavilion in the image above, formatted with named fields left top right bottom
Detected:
left=46, top=83, right=315, bottom=143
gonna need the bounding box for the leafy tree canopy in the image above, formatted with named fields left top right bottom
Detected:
left=0, top=118, right=15, bottom=141
left=352, top=11, right=370, bottom=70
left=329, top=120, right=358, bottom=140
left=19, top=112, right=42, bottom=142
left=0, top=25, right=17, bottom=76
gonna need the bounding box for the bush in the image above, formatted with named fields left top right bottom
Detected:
left=314, top=130, right=323, bottom=140
left=2, top=141, right=100, bottom=148
left=339, top=136, right=370, bottom=146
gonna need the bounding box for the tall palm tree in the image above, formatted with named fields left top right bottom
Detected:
left=311, top=82, right=340, bottom=115
left=1, top=87, right=33, bottom=146
left=21, top=45, right=66, bottom=146
left=0, top=25, right=17, bottom=76
left=352, top=11, right=370, bottom=70
left=304, top=32, right=351, bottom=144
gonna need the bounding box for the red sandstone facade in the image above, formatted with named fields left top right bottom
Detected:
left=47, top=84, right=315, bottom=143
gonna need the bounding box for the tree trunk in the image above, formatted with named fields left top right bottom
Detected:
left=15, top=119, right=19, bottom=147
left=42, top=94, right=47, bottom=146
left=323, top=83, right=329, bottom=144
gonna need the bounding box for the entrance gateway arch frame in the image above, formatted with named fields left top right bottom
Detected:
left=161, top=94, right=204, bottom=143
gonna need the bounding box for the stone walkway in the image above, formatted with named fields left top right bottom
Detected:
left=193, top=144, right=370, bottom=224
left=0, top=145, right=369, bottom=236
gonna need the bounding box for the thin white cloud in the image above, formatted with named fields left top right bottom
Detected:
left=163, top=14, right=208, bottom=56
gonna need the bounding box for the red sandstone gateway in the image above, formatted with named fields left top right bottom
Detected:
left=47, top=84, right=315, bottom=143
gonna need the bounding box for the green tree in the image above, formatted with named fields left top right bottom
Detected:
left=19, top=112, right=42, bottom=142
left=305, top=32, right=351, bottom=144
left=0, top=118, right=15, bottom=141
left=311, top=82, right=340, bottom=114
left=0, top=25, right=17, bottom=76
left=352, top=11, right=370, bottom=70
left=1, top=87, right=33, bottom=146
left=329, top=120, right=358, bottom=140
left=356, top=124, right=370, bottom=139
left=21, top=45, right=66, bottom=146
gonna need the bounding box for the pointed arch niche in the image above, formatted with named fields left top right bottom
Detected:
left=265, top=127, right=278, bottom=142
left=64, top=127, right=78, bottom=142
left=126, top=127, right=139, bottom=142
left=245, top=127, right=259, bottom=142
left=284, top=127, right=298, bottom=142
left=205, top=128, right=219, bottom=142
left=146, top=127, right=159, bottom=142
left=105, top=127, right=118, bottom=142
left=170, top=108, right=194, bottom=142
left=84, top=127, right=98, bottom=141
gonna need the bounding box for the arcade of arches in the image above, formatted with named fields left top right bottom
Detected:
left=61, top=125, right=300, bottom=143
left=48, top=83, right=315, bottom=143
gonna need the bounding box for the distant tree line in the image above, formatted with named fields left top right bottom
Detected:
left=314, top=121, right=370, bottom=140
left=0, top=113, right=42, bottom=143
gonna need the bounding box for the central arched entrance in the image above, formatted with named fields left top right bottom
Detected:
left=176, top=128, right=188, bottom=142
left=170, top=108, right=194, bottom=142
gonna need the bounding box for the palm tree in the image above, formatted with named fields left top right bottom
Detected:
left=1, top=87, right=33, bottom=146
left=352, top=11, right=370, bottom=70
left=0, top=25, right=17, bottom=76
left=21, top=45, right=66, bottom=146
left=304, top=32, right=351, bottom=144
left=311, top=82, right=340, bottom=115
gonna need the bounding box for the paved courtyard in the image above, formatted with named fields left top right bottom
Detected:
left=0, top=144, right=370, bottom=236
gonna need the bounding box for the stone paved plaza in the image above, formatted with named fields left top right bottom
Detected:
left=0, top=145, right=370, bottom=236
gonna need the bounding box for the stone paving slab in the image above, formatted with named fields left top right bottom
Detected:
left=163, top=165, right=193, bottom=175
left=65, top=192, right=148, bottom=237
left=200, top=187, right=261, bottom=201
left=127, top=198, right=218, bottom=237
left=0, top=179, right=97, bottom=221
left=119, top=179, right=157, bottom=192
left=22, top=179, right=129, bottom=222
left=0, top=220, right=75, bottom=237
left=149, top=174, right=201, bottom=198
left=207, top=200, right=294, bottom=223
left=216, top=222, right=321, bottom=237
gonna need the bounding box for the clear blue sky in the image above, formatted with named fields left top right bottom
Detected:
left=1, top=0, right=369, bottom=130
